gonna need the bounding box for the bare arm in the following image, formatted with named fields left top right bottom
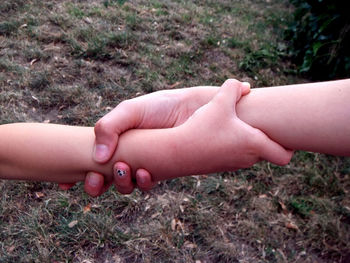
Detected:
left=0, top=79, right=348, bottom=183
left=87, top=78, right=350, bottom=195
left=0, top=124, right=98, bottom=182
left=0, top=123, right=197, bottom=183
left=114, top=79, right=350, bottom=180
left=237, top=79, right=350, bottom=156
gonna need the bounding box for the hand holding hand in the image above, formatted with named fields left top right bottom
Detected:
left=173, top=79, right=293, bottom=174
left=87, top=86, right=223, bottom=195
left=60, top=85, right=220, bottom=195
left=60, top=79, right=292, bottom=196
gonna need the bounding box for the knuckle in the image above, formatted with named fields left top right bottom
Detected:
left=95, top=99, right=136, bottom=134
left=224, top=78, right=240, bottom=86
left=247, top=128, right=263, bottom=149
left=117, top=99, right=134, bottom=110
left=94, top=117, right=111, bottom=134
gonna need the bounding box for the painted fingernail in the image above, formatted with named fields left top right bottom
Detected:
left=94, top=144, right=109, bottom=162
left=115, top=169, right=126, bottom=177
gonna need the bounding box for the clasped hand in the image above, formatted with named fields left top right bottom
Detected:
left=59, top=79, right=292, bottom=196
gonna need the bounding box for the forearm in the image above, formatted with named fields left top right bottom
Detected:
left=1, top=80, right=348, bottom=183
left=237, top=79, right=350, bottom=156
left=0, top=124, right=99, bottom=182
left=0, top=123, right=178, bottom=183
left=182, top=80, right=350, bottom=156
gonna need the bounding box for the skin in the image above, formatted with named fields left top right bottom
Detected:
left=62, top=81, right=253, bottom=195
left=82, top=81, right=275, bottom=195
left=0, top=81, right=292, bottom=183
left=84, top=78, right=350, bottom=196
left=1, top=79, right=349, bottom=185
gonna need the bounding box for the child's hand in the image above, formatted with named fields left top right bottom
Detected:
left=175, top=79, right=293, bottom=172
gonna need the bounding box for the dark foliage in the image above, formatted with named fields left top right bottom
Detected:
left=287, top=0, right=350, bottom=80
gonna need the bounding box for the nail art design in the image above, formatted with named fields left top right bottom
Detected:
left=117, top=169, right=126, bottom=177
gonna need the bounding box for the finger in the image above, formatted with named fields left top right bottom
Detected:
left=93, top=100, right=142, bottom=163
left=84, top=172, right=105, bottom=197
left=254, top=130, right=294, bottom=166
left=58, top=183, right=75, bottom=190
left=135, top=169, right=157, bottom=191
left=113, top=162, right=135, bottom=195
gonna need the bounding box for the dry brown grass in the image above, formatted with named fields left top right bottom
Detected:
left=1, top=0, right=349, bottom=262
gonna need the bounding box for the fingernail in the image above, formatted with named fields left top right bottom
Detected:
left=94, top=144, right=109, bottom=162
left=138, top=176, right=146, bottom=185
left=115, top=169, right=126, bottom=178
left=87, top=173, right=100, bottom=187
left=242, top=82, right=251, bottom=89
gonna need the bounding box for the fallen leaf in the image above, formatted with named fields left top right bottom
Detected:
left=31, top=95, right=39, bottom=102
left=171, top=218, right=177, bottom=231
left=7, top=245, right=15, bottom=253
left=68, top=220, right=78, bottom=228
left=180, top=205, right=184, bottom=213
left=151, top=212, right=160, bottom=219
left=83, top=17, right=93, bottom=24
left=35, top=192, right=45, bottom=199
left=171, top=218, right=184, bottom=232
left=30, top=58, right=39, bottom=66
left=168, top=81, right=182, bottom=89
left=279, top=201, right=289, bottom=215
left=184, top=241, right=197, bottom=249
left=83, top=204, right=91, bottom=214
left=285, top=222, right=299, bottom=231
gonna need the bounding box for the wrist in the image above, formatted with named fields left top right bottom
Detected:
left=171, top=123, right=220, bottom=176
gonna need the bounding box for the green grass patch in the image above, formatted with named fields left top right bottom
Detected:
left=67, top=3, right=86, bottom=19
left=0, top=20, right=19, bottom=36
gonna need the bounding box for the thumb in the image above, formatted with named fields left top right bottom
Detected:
left=93, top=101, right=143, bottom=163
left=211, top=79, right=248, bottom=110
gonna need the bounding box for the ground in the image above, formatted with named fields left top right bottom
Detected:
left=0, top=0, right=349, bottom=262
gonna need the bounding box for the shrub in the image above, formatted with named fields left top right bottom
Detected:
left=287, top=0, right=350, bottom=80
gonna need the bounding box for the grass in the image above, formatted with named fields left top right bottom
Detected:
left=0, top=0, right=350, bottom=262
